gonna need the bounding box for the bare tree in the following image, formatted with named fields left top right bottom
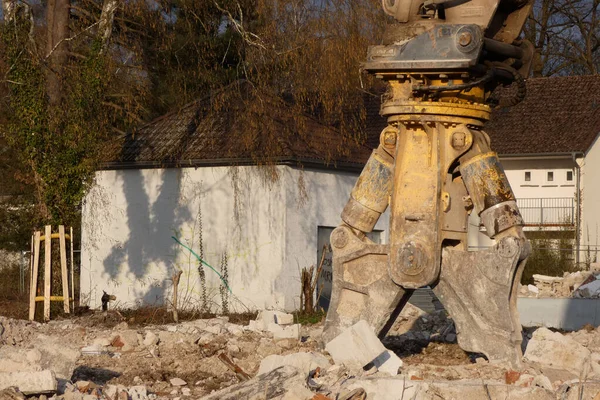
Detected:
left=525, top=0, right=600, bottom=76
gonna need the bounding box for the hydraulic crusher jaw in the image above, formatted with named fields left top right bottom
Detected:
left=322, top=0, right=534, bottom=369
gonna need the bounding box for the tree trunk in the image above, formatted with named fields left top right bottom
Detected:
left=46, top=0, right=70, bottom=106
left=2, top=0, right=17, bottom=22
left=98, top=0, right=118, bottom=53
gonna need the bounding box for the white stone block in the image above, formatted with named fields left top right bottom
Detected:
left=325, top=320, right=386, bottom=369
left=257, top=311, right=294, bottom=330
left=275, top=313, right=294, bottom=325
left=372, top=350, right=403, bottom=376
left=267, top=323, right=300, bottom=340
left=524, top=327, right=591, bottom=374
left=0, top=370, right=57, bottom=394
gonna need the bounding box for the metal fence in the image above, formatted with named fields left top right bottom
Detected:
left=516, top=197, right=575, bottom=227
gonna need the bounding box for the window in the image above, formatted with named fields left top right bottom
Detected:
left=524, top=171, right=531, bottom=182
left=547, top=171, right=554, bottom=182
left=567, top=171, right=574, bottom=181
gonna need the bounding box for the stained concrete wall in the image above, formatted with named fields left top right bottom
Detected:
left=80, top=165, right=374, bottom=312
left=518, top=297, right=600, bottom=331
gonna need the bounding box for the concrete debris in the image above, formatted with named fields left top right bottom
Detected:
left=325, top=320, right=387, bottom=370
left=523, top=271, right=597, bottom=298
left=255, top=310, right=295, bottom=330
left=249, top=310, right=302, bottom=341
left=268, top=322, right=301, bottom=340
left=169, top=378, right=187, bottom=386
left=574, top=279, right=600, bottom=298
left=9, top=310, right=600, bottom=399
left=372, top=350, right=403, bottom=376
left=524, top=327, right=591, bottom=375
left=258, top=352, right=331, bottom=376
left=0, top=370, right=56, bottom=395
left=203, top=365, right=312, bottom=400
left=142, top=331, right=158, bottom=347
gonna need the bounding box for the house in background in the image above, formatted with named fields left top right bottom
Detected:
left=475, top=75, right=600, bottom=266
left=80, top=85, right=385, bottom=312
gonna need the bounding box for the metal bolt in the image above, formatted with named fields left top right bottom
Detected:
left=383, top=129, right=397, bottom=146
left=452, top=131, right=467, bottom=149
left=331, top=229, right=349, bottom=249
left=458, top=32, right=472, bottom=47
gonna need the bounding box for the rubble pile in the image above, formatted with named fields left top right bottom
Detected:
left=5, top=309, right=600, bottom=399
left=520, top=270, right=600, bottom=298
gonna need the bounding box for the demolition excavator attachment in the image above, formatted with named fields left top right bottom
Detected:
left=322, top=0, right=534, bottom=369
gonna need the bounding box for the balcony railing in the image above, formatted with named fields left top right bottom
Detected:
left=516, top=197, right=575, bottom=227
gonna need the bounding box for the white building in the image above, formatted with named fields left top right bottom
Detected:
left=474, top=75, right=600, bottom=266
left=81, top=76, right=600, bottom=312
left=80, top=87, right=383, bottom=312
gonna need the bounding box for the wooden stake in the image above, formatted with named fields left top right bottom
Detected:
left=29, top=234, right=34, bottom=299
left=59, top=225, right=70, bottom=313
left=172, top=270, right=182, bottom=323
left=44, top=225, right=51, bottom=321
left=29, top=232, right=41, bottom=321
left=70, top=227, right=74, bottom=310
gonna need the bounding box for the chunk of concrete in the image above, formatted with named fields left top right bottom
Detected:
left=524, top=327, right=591, bottom=374
left=258, top=352, right=331, bottom=376
left=142, top=331, right=159, bottom=347
left=372, top=350, right=403, bottom=376
left=128, top=385, right=147, bottom=400
left=256, top=311, right=295, bottom=330
left=170, top=377, right=187, bottom=386
left=275, top=313, right=294, bottom=325
left=0, top=370, right=56, bottom=395
left=267, top=323, right=300, bottom=340
left=202, top=366, right=306, bottom=400
left=325, top=320, right=386, bottom=369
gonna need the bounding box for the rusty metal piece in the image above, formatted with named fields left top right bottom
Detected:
left=341, top=147, right=394, bottom=232
left=218, top=353, right=251, bottom=381
left=458, top=32, right=473, bottom=47
left=460, top=151, right=516, bottom=212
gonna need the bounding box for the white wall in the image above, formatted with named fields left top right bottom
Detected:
left=81, top=166, right=288, bottom=311
left=280, top=167, right=390, bottom=310
left=501, top=158, right=577, bottom=200
left=581, top=135, right=600, bottom=251
left=80, top=165, right=365, bottom=312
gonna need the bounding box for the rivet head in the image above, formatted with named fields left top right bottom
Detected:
left=458, top=32, right=472, bottom=47
left=452, top=131, right=467, bottom=149
left=331, top=229, right=349, bottom=249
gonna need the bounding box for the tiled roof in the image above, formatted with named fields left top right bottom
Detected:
left=104, top=76, right=600, bottom=171
left=102, top=82, right=372, bottom=170
left=486, top=75, right=600, bottom=155
left=364, top=75, right=600, bottom=156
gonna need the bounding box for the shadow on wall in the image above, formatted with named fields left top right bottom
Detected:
left=101, top=117, right=202, bottom=306
left=102, top=167, right=193, bottom=305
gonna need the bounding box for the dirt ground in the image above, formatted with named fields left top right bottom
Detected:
left=0, top=298, right=508, bottom=399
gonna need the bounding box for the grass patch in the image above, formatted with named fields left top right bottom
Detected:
left=295, top=309, right=326, bottom=325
